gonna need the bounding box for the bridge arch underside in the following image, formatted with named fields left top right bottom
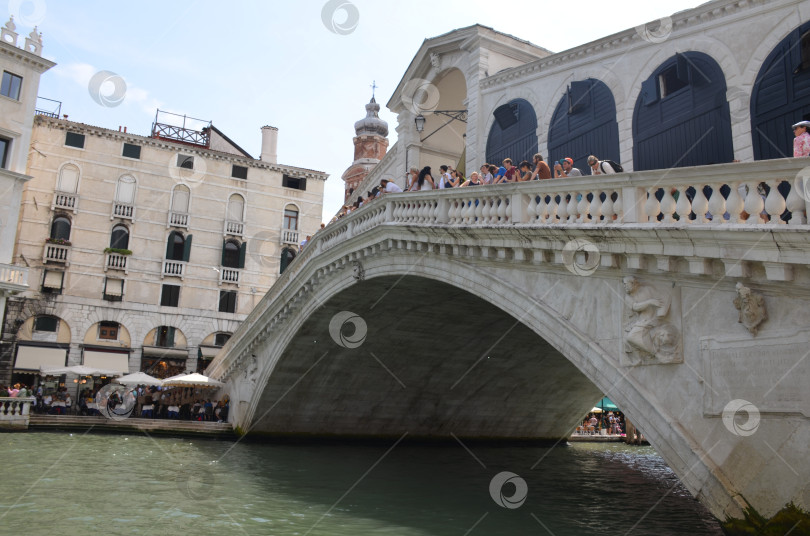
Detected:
left=249, top=275, right=602, bottom=441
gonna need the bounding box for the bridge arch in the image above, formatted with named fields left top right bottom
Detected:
left=220, top=246, right=741, bottom=522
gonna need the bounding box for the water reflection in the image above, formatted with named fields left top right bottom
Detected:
left=0, top=432, right=722, bottom=535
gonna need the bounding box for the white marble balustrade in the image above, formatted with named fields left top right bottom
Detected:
left=0, top=397, right=35, bottom=429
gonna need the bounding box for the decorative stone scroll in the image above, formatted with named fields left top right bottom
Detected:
left=621, top=275, right=683, bottom=365
left=733, top=282, right=766, bottom=336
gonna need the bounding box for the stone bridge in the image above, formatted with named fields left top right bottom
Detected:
left=207, top=158, right=810, bottom=527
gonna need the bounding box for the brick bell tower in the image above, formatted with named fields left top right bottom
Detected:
left=341, top=94, right=389, bottom=200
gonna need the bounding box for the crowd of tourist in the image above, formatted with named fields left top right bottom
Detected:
left=577, top=411, right=624, bottom=435
left=0, top=382, right=228, bottom=422
left=332, top=152, right=617, bottom=221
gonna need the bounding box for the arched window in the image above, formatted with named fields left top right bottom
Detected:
left=485, top=99, right=538, bottom=167
left=50, top=216, right=71, bottom=240
left=166, top=232, right=185, bottom=261
left=227, top=194, right=245, bottom=222
left=57, top=164, right=79, bottom=193
left=283, top=206, right=299, bottom=231
left=171, top=184, right=190, bottom=213
left=110, top=224, right=129, bottom=250
left=222, top=239, right=240, bottom=268
left=115, top=176, right=136, bottom=204
left=280, top=247, right=296, bottom=274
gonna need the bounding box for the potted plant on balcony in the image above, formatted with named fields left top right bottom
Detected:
left=45, top=238, right=71, bottom=246
left=103, top=247, right=133, bottom=256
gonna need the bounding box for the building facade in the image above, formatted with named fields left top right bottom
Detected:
left=3, top=109, right=327, bottom=387
left=0, top=17, right=54, bottom=371
left=344, top=0, right=810, bottom=205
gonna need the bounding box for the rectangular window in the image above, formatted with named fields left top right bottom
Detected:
left=98, top=322, right=119, bottom=340
left=214, top=333, right=231, bottom=346
left=122, top=143, right=141, bottom=159
left=177, top=155, right=194, bottom=169
left=103, top=277, right=124, bottom=301
left=231, top=165, right=248, bottom=180
left=0, top=136, right=9, bottom=169
left=42, top=270, right=64, bottom=293
left=1, top=71, right=22, bottom=100
left=160, top=284, right=180, bottom=307
left=658, top=65, right=689, bottom=98
left=33, top=316, right=58, bottom=332
left=282, top=175, right=307, bottom=191
left=65, top=132, right=85, bottom=149
left=156, top=326, right=175, bottom=347
left=218, top=290, right=237, bottom=313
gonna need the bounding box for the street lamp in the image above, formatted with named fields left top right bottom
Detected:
left=414, top=114, right=426, bottom=133
left=413, top=110, right=467, bottom=142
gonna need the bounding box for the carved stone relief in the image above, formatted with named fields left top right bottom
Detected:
left=352, top=261, right=365, bottom=281
left=733, top=282, right=766, bottom=335
left=621, top=275, right=683, bottom=365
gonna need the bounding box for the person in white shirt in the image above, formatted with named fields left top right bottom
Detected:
left=380, top=178, right=403, bottom=193
left=587, top=155, right=616, bottom=175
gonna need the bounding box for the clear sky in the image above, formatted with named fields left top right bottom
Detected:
left=7, top=0, right=705, bottom=221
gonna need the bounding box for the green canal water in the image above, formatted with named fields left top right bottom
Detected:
left=0, top=431, right=723, bottom=535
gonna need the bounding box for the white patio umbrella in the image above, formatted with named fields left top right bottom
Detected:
left=162, top=372, right=223, bottom=388
left=590, top=407, right=604, bottom=413
left=114, top=372, right=164, bottom=386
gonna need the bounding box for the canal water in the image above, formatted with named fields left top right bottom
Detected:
left=0, top=432, right=722, bottom=535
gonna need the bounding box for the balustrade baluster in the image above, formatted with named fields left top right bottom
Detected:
left=691, top=185, right=709, bottom=223
left=707, top=186, right=725, bottom=224
left=566, top=193, right=578, bottom=223
left=474, top=197, right=483, bottom=223
left=764, top=180, right=785, bottom=225
left=537, top=194, right=549, bottom=223
left=675, top=186, right=691, bottom=224
left=497, top=197, right=508, bottom=223
left=660, top=187, right=677, bottom=223
left=601, top=192, right=613, bottom=223
left=644, top=188, right=661, bottom=222
left=555, top=194, right=567, bottom=223
left=578, top=192, right=591, bottom=223
left=527, top=194, right=538, bottom=223
left=726, top=182, right=744, bottom=223
left=786, top=176, right=807, bottom=224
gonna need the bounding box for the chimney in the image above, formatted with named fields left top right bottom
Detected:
left=260, top=126, right=278, bottom=164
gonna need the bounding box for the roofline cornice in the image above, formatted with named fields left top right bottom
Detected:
left=0, top=41, right=55, bottom=72
left=480, top=0, right=783, bottom=90
left=34, top=116, right=329, bottom=181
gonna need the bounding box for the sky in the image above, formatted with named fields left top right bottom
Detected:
left=6, top=0, right=705, bottom=222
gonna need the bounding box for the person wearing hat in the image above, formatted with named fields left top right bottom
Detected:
left=553, top=157, right=582, bottom=178
left=793, top=120, right=810, bottom=157
left=380, top=177, right=403, bottom=194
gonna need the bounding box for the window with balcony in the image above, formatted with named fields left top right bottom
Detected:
left=283, top=207, right=298, bottom=231
left=227, top=194, right=244, bottom=222
left=155, top=326, right=176, bottom=347
left=221, top=239, right=242, bottom=268
left=160, top=284, right=180, bottom=307
left=112, top=176, right=136, bottom=219
left=280, top=247, right=296, bottom=274
left=33, top=315, right=58, bottom=332
left=122, top=143, right=141, bottom=159
left=231, top=165, right=248, bottom=180
left=50, top=216, right=71, bottom=241
left=165, top=231, right=191, bottom=261
left=1, top=71, right=22, bottom=100
left=110, top=224, right=129, bottom=250
left=98, top=321, right=119, bottom=340
left=282, top=174, right=306, bottom=191
left=218, top=290, right=237, bottom=313
left=57, top=164, right=79, bottom=193
left=0, top=136, right=9, bottom=169
left=65, top=132, right=85, bottom=149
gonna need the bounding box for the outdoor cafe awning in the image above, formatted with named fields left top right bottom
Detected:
left=83, top=349, right=129, bottom=374
left=14, top=345, right=67, bottom=371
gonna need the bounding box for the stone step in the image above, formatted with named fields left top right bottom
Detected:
left=29, top=415, right=235, bottom=437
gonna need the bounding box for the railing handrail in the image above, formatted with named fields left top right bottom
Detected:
left=206, top=157, right=810, bottom=379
